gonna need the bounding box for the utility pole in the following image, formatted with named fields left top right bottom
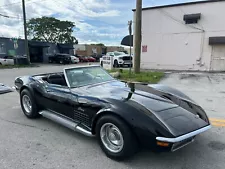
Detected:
left=128, top=20, right=132, bottom=77
left=22, top=0, right=30, bottom=63
left=134, top=0, right=142, bottom=73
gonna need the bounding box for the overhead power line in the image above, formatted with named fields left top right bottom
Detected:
left=0, top=13, right=22, bottom=19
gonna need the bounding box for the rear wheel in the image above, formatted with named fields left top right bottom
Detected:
left=20, top=89, right=40, bottom=119
left=96, top=115, right=138, bottom=161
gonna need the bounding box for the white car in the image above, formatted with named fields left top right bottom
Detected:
left=0, top=55, right=14, bottom=65
left=70, top=55, right=79, bottom=64
left=100, top=51, right=132, bottom=68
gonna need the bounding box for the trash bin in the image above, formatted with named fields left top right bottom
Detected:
left=14, top=55, right=29, bottom=65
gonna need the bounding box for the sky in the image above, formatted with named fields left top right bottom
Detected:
left=0, top=0, right=200, bottom=45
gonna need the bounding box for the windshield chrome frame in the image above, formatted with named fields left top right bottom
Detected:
left=63, top=65, right=114, bottom=88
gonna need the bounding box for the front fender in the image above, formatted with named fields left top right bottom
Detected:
left=91, top=99, right=174, bottom=140
left=147, top=84, right=209, bottom=123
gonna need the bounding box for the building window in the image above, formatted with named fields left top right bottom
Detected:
left=0, top=43, right=6, bottom=54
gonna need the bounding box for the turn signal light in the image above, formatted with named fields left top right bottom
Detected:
left=157, top=141, right=170, bottom=147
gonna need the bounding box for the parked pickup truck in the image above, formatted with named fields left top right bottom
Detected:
left=48, top=53, right=71, bottom=64
left=100, top=51, right=133, bottom=68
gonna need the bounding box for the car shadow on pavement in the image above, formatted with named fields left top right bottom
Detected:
left=122, top=134, right=218, bottom=168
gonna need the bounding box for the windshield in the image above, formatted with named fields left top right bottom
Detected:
left=114, top=52, right=125, bottom=56
left=64, top=66, right=114, bottom=88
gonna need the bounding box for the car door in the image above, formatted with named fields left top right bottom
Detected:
left=44, top=84, right=75, bottom=119
left=69, top=88, right=102, bottom=128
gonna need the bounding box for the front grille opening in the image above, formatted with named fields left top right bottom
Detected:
left=171, top=137, right=194, bottom=152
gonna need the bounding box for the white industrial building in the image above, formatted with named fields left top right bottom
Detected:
left=133, top=0, right=225, bottom=71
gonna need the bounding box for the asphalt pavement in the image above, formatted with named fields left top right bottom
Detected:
left=0, top=64, right=225, bottom=169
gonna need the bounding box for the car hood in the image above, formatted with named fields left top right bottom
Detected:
left=72, top=80, right=178, bottom=112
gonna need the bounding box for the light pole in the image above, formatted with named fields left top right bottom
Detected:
left=22, top=0, right=30, bottom=64
left=128, top=20, right=132, bottom=77
left=134, top=0, right=142, bottom=73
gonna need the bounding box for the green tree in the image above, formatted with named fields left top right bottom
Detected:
left=27, top=16, right=78, bottom=44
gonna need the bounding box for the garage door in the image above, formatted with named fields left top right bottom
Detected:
left=211, top=45, right=225, bottom=71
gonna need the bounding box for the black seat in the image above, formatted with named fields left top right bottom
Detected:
left=47, top=74, right=67, bottom=86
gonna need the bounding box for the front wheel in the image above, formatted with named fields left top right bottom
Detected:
left=96, top=115, right=138, bottom=161
left=20, top=89, right=40, bottom=119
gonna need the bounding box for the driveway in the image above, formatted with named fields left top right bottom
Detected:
left=0, top=65, right=225, bottom=169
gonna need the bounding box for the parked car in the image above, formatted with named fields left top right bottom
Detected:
left=100, top=51, right=133, bottom=68
left=77, top=55, right=89, bottom=62
left=48, top=53, right=71, bottom=64
left=91, top=54, right=103, bottom=62
left=70, top=55, right=79, bottom=64
left=0, top=55, right=14, bottom=65
left=14, top=65, right=211, bottom=161
left=86, top=56, right=96, bottom=62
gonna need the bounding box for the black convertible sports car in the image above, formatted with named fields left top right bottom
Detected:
left=14, top=65, right=211, bottom=160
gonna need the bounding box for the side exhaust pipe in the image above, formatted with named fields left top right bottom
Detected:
left=39, top=110, right=94, bottom=137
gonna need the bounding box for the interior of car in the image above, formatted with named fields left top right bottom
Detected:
left=42, top=73, right=67, bottom=86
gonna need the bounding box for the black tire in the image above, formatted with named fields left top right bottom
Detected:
left=114, top=60, right=119, bottom=68
left=20, top=89, right=40, bottom=119
left=101, top=61, right=103, bottom=67
left=96, top=115, right=138, bottom=161
left=59, top=60, right=63, bottom=64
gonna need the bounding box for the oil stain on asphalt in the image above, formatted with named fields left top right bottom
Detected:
left=208, top=141, right=225, bottom=151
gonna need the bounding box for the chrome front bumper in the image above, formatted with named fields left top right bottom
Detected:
left=156, top=125, right=211, bottom=151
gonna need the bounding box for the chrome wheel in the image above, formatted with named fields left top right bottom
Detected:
left=22, top=95, right=32, bottom=114
left=100, top=123, right=124, bottom=153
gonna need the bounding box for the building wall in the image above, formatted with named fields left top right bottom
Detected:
left=74, top=44, right=124, bottom=56
left=0, top=37, right=74, bottom=63
left=134, top=1, right=225, bottom=71
left=106, top=46, right=124, bottom=53
left=0, top=38, right=25, bottom=57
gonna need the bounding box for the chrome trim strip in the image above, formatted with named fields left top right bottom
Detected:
left=156, top=125, right=211, bottom=143
left=63, top=68, right=71, bottom=88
